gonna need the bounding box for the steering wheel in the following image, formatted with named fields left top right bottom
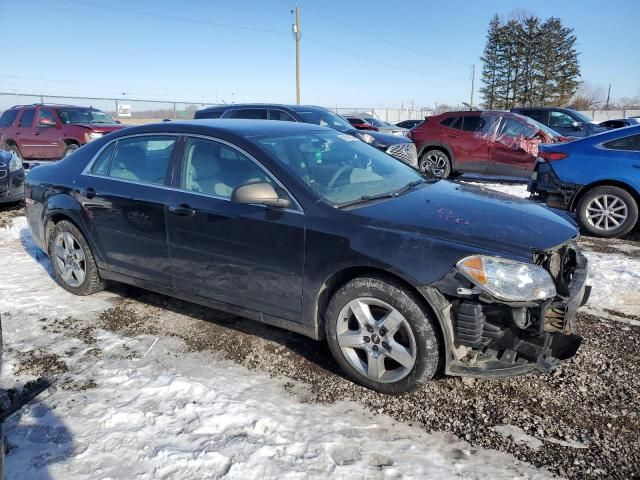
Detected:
left=327, top=166, right=354, bottom=189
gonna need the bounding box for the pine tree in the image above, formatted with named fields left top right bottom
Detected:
left=479, top=15, right=501, bottom=109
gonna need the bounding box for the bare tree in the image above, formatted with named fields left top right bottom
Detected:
left=568, top=83, right=605, bottom=110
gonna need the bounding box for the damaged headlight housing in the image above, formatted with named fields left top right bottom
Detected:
left=457, top=255, right=556, bottom=302
left=8, top=152, right=22, bottom=172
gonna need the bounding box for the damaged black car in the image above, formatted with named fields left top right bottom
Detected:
left=24, top=120, right=590, bottom=394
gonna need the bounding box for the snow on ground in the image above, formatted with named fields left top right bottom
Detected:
left=1, top=218, right=553, bottom=479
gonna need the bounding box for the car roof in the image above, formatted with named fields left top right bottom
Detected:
left=197, top=103, right=327, bottom=113
left=9, top=104, right=99, bottom=110
left=121, top=119, right=330, bottom=138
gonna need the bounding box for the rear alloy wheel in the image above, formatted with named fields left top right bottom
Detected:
left=419, top=149, right=451, bottom=178
left=48, top=220, right=106, bottom=295
left=325, top=276, right=441, bottom=394
left=577, top=186, right=638, bottom=238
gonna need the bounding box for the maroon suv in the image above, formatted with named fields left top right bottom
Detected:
left=0, top=104, right=127, bottom=167
left=409, top=111, right=570, bottom=178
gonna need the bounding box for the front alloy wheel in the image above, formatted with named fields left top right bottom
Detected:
left=52, top=231, right=86, bottom=287
left=325, top=276, right=441, bottom=394
left=336, top=298, right=417, bottom=383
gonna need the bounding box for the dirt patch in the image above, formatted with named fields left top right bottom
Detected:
left=580, top=235, right=640, bottom=258
left=15, top=349, right=69, bottom=377
left=0, top=202, right=25, bottom=229
left=93, top=288, right=640, bottom=480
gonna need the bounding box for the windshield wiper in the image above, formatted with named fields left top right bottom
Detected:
left=335, top=179, right=424, bottom=209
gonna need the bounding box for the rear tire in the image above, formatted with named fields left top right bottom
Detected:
left=577, top=186, right=638, bottom=238
left=48, top=220, right=106, bottom=295
left=63, top=143, right=79, bottom=157
left=325, top=276, right=441, bottom=395
left=419, top=149, right=451, bottom=178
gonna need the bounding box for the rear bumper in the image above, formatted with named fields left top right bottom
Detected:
left=528, top=160, right=582, bottom=210
left=426, top=247, right=590, bottom=378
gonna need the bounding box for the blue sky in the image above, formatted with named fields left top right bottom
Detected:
left=2, top=0, right=638, bottom=108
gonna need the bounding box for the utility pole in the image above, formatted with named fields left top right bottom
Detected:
left=470, top=64, right=475, bottom=108
left=292, top=4, right=301, bottom=104
left=605, top=83, right=611, bottom=110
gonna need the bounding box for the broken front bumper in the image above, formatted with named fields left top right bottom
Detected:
left=423, top=247, right=591, bottom=378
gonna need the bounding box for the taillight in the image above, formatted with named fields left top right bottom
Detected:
left=539, top=151, right=568, bottom=161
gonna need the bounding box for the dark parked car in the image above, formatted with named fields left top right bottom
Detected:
left=195, top=104, right=417, bottom=168
left=511, top=107, right=607, bottom=138
left=396, top=119, right=423, bottom=130
left=25, top=120, right=590, bottom=394
left=598, top=118, right=640, bottom=130
left=529, top=125, right=640, bottom=238
left=409, top=110, right=569, bottom=178
left=0, top=149, right=25, bottom=204
left=0, top=104, right=128, bottom=168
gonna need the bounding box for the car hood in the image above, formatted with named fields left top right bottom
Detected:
left=73, top=123, right=129, bottom=133
left=350, top=180, right=579, bottom=257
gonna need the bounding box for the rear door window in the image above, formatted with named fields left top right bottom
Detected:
left=18, top=109, right=36, bottom=127
left=225, top=109, right=268, bottom=120
left=90, top=143, right=116, bottom=176
left=196, top=110, right=223, bottom=119
left=109, top=136, right=177, bottom=185
left=269, top=109, right=296, bottom=121
left=603, top=134, right=640, bottom=151
left=441, top=117, right=462, bottom=130
left=0, top=109, right=19, bottom=127
left=523, top=110, right=548, bottom=124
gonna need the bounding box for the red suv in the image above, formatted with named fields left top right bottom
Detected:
left=0, top=104, right=128, bottom=167
left=409, top=111, right=568, bottom=178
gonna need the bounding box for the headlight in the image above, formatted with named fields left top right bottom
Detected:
left=8, top=152, right=22, bottom=172
left=355, top=132, right=375, bottom=144
left=85, top=132, right=103, bottom=142
left=457, top=255, right=556, bottom=302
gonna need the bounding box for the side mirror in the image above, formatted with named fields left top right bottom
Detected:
left=231, top=182, right=291, bottom=209
left=38, top=117, right=56, bottom=127
left=572, top=121, right=583, bottom=130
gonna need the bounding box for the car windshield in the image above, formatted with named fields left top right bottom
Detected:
left=293, top=107, right=353, bottom=133
left=522, top=116, right=561, bottom=139
left=57, top=108, right=115, bottom=125
left=257, top=130, right=422, bottom=206
left=572, top=110, right=592, bottom=123
left=362, top=116, right=386, bottom=128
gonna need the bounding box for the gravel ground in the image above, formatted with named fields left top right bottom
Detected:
left=3, top=196, right=640, bottom=479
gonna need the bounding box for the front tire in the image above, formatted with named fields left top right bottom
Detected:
left=325, top=276, right=441, bottom=395
left=48, top=220, right=106, bottom=295
left=577, top=186, right=638, bottom=238
left=419, top=149, right=451, bottom=178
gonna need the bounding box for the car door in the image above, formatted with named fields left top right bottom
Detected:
left=603, top=133, right=640, bottom=185
left=165, top=135, right=305, bottom=322
left=75, top=134, right=181, bottom=286
left=490, top=116, right=538, bottom=176
left=32, top=108, right=63, bottom=159
left=15, top=109, right=37, bottom=158
left=439, top=115, right=488, bottom=173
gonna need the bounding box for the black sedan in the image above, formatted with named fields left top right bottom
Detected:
left=0, top=149, right=25, bottom=204
left=24, top=120, right=590, bottom=394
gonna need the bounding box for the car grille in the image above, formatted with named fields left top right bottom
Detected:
left=535, top=243, right=579, bottom=297
left=386, top=143, right=418, bottom=167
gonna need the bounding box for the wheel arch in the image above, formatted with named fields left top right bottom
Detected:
left=314, top=266, right=447, bottom=355
left=63, top=138, right=81, bottom=147
left=570, top=179, right=640, bottom=211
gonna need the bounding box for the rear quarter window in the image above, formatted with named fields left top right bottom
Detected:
left=603, top=134, right=640, bottom=151
left=0, top=109, right=19, bottom=128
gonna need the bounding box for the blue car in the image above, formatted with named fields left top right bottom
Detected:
left=529, top=125, right=640, bottom=238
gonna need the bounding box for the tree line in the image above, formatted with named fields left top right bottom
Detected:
left=480, top=13, right=581, bottom=109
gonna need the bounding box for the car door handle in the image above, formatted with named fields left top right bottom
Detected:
left=34, top=131, right=40, bottom=136
left=633, top=164, right=640, bottom=169
left=447, top=134, right=459, bottom=138
left=79, top=187, right=96, bottom=199
left=168, top=204, right=196, bottom=217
